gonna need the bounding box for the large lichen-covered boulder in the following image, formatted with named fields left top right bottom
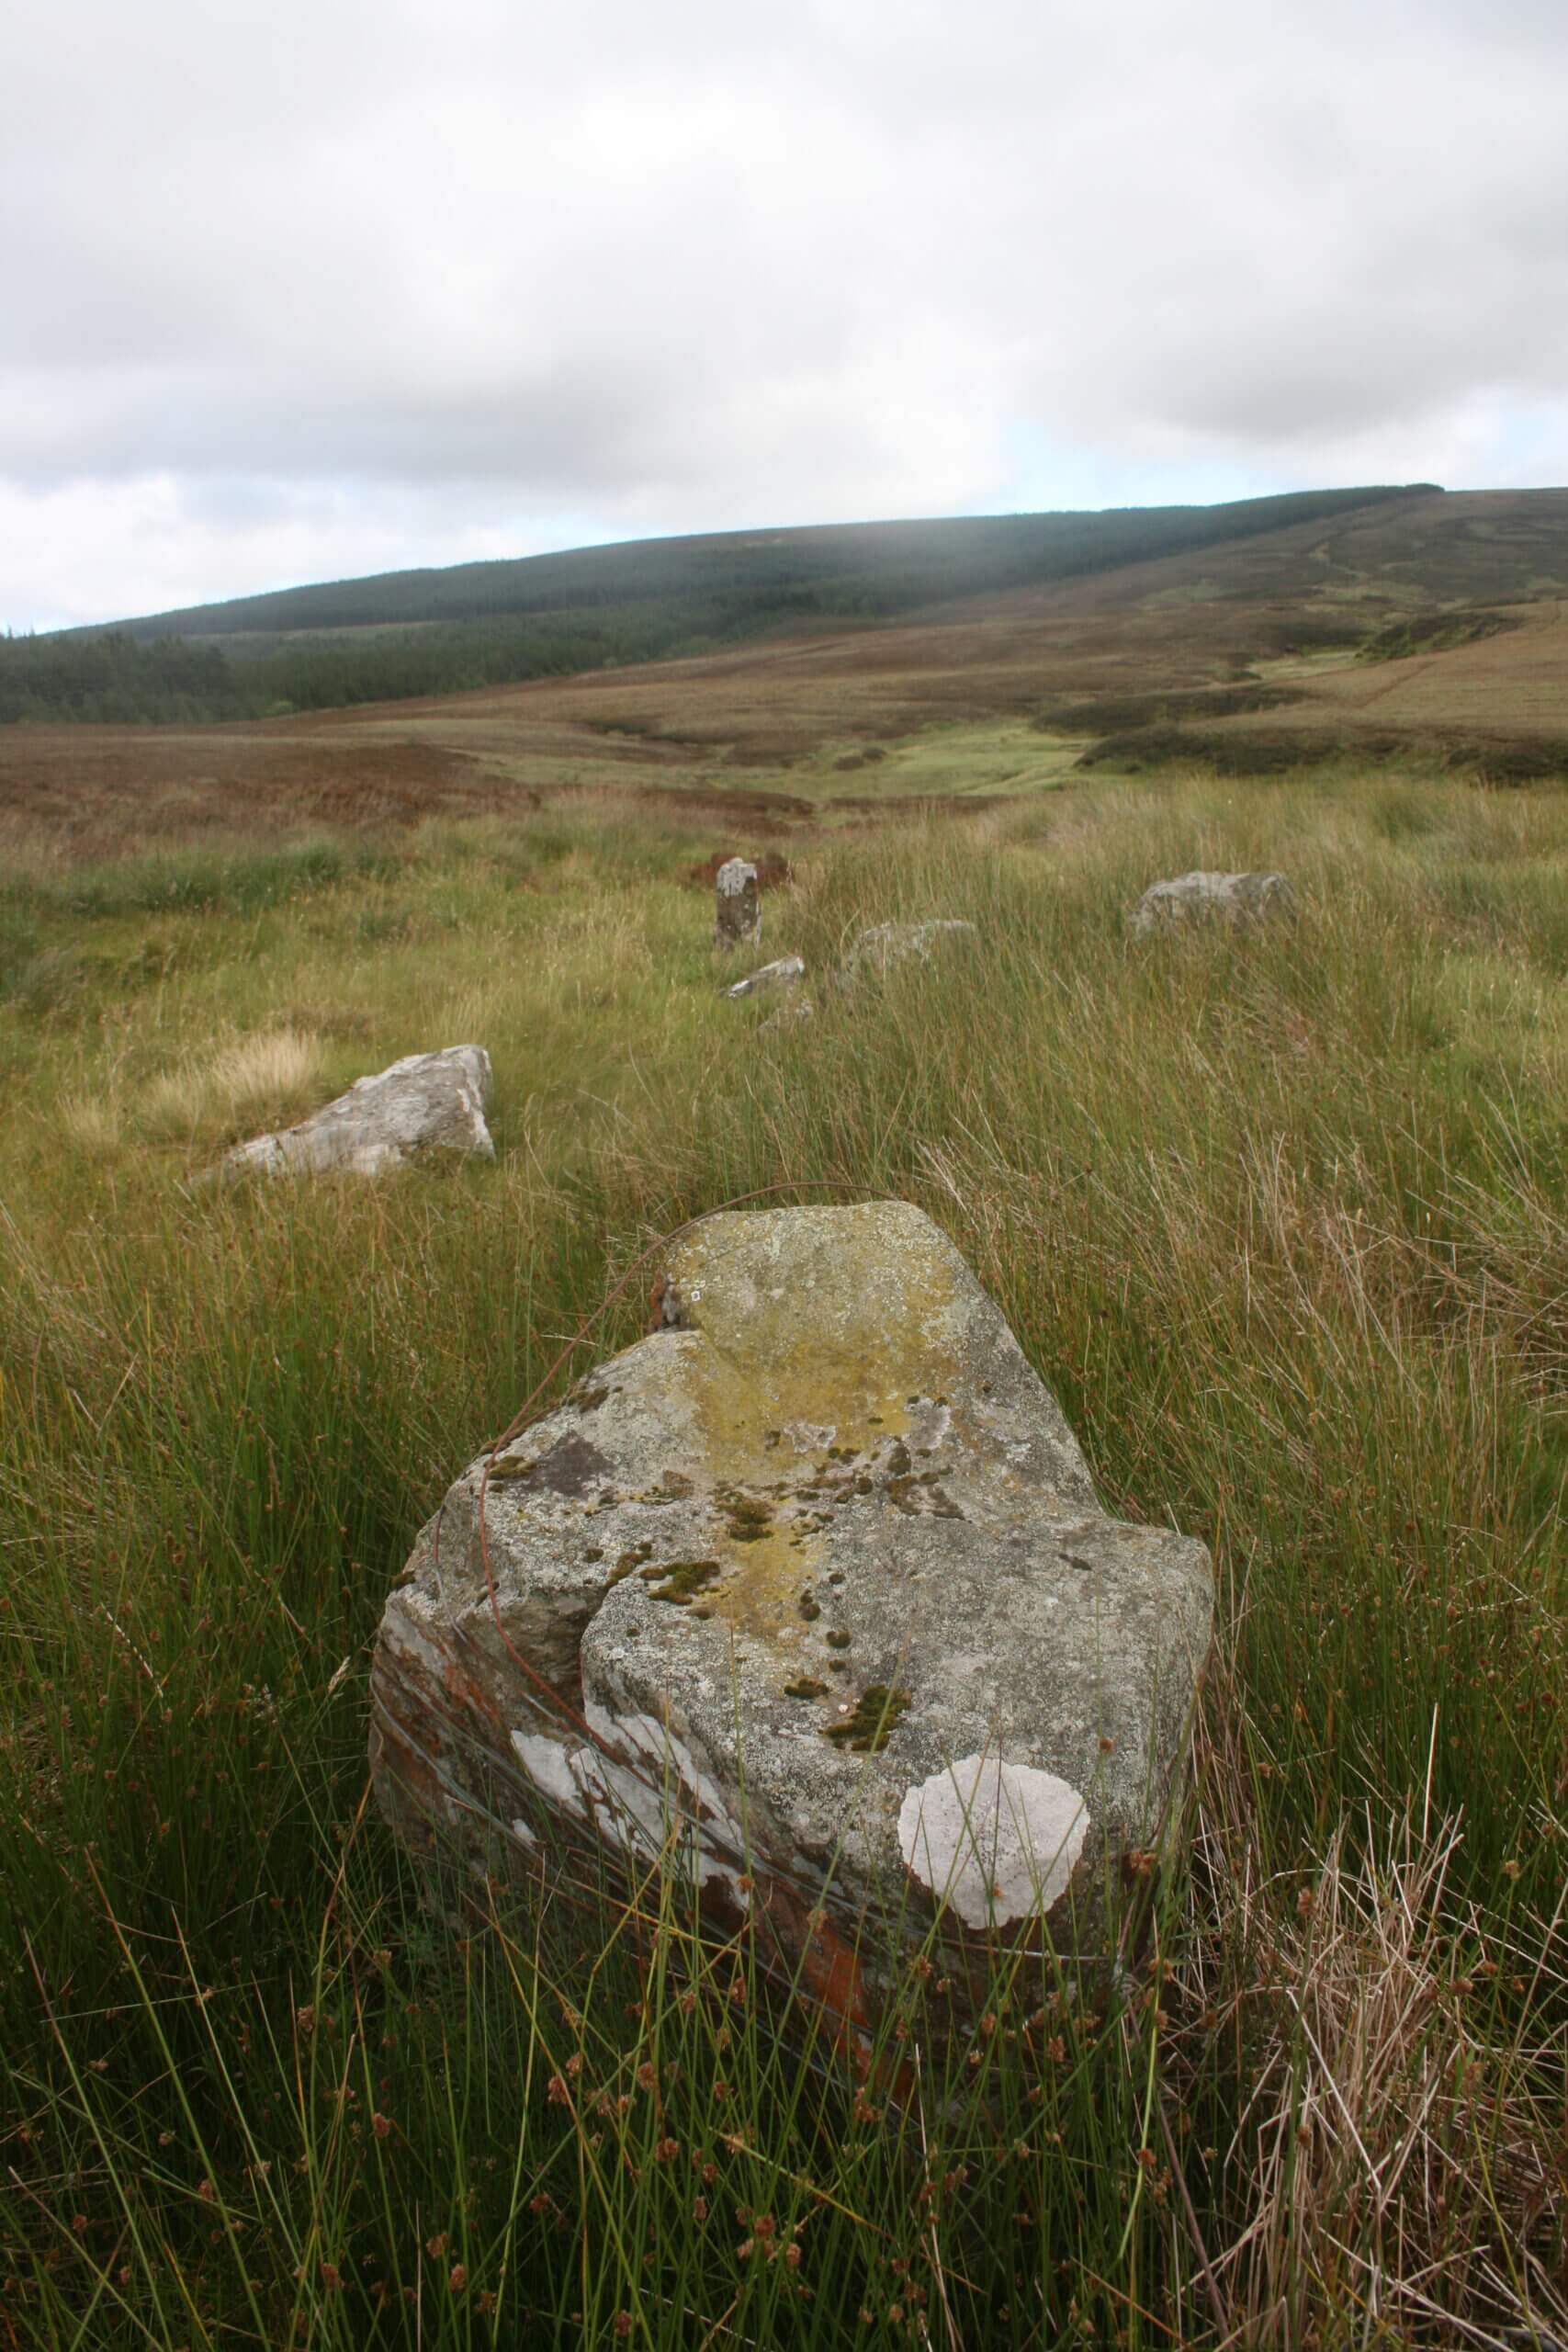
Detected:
left=1129, top=870, right=1294, bottom=936
left=369, top=1204, right=1211, bottom=2035
left=214, top=1046, right=493, bottom=1182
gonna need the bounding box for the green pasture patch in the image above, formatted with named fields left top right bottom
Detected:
left=809, top=718, right=1077, bottom=805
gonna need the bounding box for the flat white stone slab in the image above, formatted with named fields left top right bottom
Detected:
left=726, top=956, right=805, bottom=1001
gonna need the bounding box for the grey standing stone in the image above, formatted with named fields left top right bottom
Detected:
left=212, top=1045, right=493, bottom=1182
left=369, top=1204, right=1213, bottom=2045
left=1129, top=870, right=1294, bottom=936
left=715, top=858, right=761, bottom=950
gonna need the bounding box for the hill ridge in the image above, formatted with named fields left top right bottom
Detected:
left=96, top=484, right=1440, bottom=643
left=3, top=484, right=1443, bottom=726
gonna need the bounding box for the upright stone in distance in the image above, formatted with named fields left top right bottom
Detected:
left=714, top=857, right=761, bottom=951
left=369, top=1203, right=1213, bottom=2047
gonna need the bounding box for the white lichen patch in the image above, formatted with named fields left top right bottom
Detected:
left=777, top=1419, right=839, bottom=1454
left=510, top=1728, right=582, bottom=1815
left=581, top=1703, right=735, bottom=1830
left=897, top=1754, right=1089, bottom=1928
left=513, top=1707, right=750, bottom=1898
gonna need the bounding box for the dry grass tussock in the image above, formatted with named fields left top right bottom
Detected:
left=56, top=1088, right=125, bottom=1159
left=1174, top=1717, right=1568, bottom=2345
left=209, top=1024, right=326, bottom=1113
left=139, top=1025, right=325, bottom=1143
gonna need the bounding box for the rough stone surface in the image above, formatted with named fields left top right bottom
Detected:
left=216, top=1046, right=493, bottom=1182
left=1129, top=870, right=1294, bottom=936
left=726, top=956, right=805, bottom=1001
left=715, top=858, right=761, bottom=950
left=840, top=919, right=977, bottom=984
left=370, top=1203, right=1212, bottom=2030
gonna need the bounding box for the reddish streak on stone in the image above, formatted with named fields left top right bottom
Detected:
left=761, top=1875, right=882, bottom=2075
left=803, top=1915, right=871, bottom=2048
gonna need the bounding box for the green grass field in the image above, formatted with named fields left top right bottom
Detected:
left=5, top=747, right=1568, bottom=2346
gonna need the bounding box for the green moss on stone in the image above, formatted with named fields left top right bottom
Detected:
left=610, top=1540, right=656, bottom=1583
left=721, top=1492, right=774, bottom=1544
left=639, top=1557, right=722, bottom=1605
left=821, top=1686, right=911, bottom=1753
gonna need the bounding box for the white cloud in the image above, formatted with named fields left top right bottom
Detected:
left=3, top=0, right=1566, bottom=625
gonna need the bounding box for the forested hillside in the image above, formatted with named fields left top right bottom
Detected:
left=1, top=484, right=1433, bottom=724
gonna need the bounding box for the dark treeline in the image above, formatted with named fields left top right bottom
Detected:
left=0, top=630, right=250, bottom=725
left=0, top=609, right=709, bottom=725
left=4, top=485, right=1438, bottom=725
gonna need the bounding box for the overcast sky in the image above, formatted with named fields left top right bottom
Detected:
left=4, top=0, right=1566, bottom=630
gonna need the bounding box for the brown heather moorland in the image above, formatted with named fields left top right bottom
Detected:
left=6, top=486, right=1567, bottom=869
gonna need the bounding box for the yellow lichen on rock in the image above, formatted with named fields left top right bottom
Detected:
left=661, top=1205, right=968, bottom=1648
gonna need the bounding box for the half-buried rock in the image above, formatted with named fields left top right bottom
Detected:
left=1129, top=870, right=1293, bottom=936
left=369, top=1203, right=1211, bottom=2041
left=214, top=1045, right=493, bottom=1182
left=839, top=919, right=976, bottom=984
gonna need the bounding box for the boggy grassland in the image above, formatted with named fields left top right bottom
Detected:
left=6, top=752, right=1568, bottom=2347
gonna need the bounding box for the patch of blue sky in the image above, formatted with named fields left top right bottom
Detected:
left=1452, top=396, right=1568, bottom=490
left=987, top=424, right=1287, bottom=518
